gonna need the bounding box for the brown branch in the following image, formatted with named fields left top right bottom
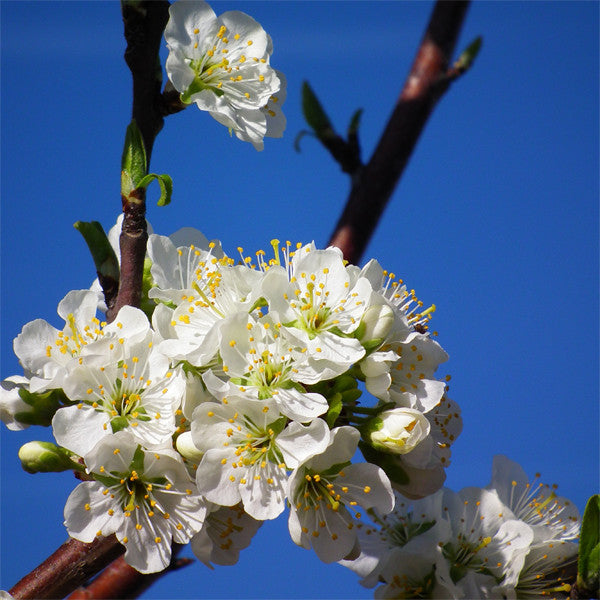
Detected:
left=9, top=536, right=124, bottom=600
left=66, top=546, right=192, bottom=600
left=106, top=0, right=170, bottom=320
left=328, top=0, right=471, bottom=264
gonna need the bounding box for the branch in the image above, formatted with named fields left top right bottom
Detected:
left=9, top=536, right=124, bottom=600
left=66, top=546, right=192, bottom=600
left=328, top=0, right=472, bottom=264
left=105, top=0, right=170, bottom=320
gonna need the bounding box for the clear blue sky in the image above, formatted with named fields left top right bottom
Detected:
left=1, top=1, right=598, bottom=598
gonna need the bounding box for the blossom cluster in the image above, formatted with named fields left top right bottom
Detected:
left=1, top=224, right=458, bottom=574
left=164, top=0, right=286, bottom=150
left=340, top=455, right=581, bottom=599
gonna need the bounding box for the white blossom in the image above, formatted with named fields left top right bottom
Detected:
left=52, top=306, right=185, bottom=456
left=164, top=0, right=283, bottom=149
left=64, top=431, right=206, bottom=574
left=192, top=396, right=330, bottom=520
left=287, top=426, right=394, bottom=563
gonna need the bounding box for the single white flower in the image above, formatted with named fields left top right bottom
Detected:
left=152, top=246, right=263, bottom=367
left=263, top=246, right=371, bottom=378
left=213, top=312, right=329, bottom=421
left=147, top=231, right=224, bottom=304
left=507, top=539, right=579, bottom=599
left=52, top=307, right=185, bottom=456
left=435, top=487, right=534, bottom=597
left=373, top=548, right=452, bottom=599
left=13, top=289, right=104, bottom=393
left=192, top=396, right=330, bottom=520
left=287, top=426, right=394, bottom=563
left=191, top=502, right=262, bottom=568
left=64, top=431, right=206, bottom=574
left=164, top=0, right=282, bottom=149
left=340, top=489, right=451, bottom=589
left=487, top=454, right=580, bottom=542
left=363, top=332, right=449, bottom=414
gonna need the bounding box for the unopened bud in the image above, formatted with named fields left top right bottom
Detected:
left=18, top=441, right=79, bottom=474
left=176, top=431, right=204, bottom=462
left=364, top=408, right=430, bottom=455
left=357, top=304, right=394, bottom=350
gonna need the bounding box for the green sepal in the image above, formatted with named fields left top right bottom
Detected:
left=110, top=416, right=130, bottom=433
left=140, top=257, right=156, bottom=320
left=16, top=388, right=69, bottom=427
left=359, top=441, right=410, bottom=485
left=73, top=221, right=120, bottom=283
left=181, top=77, right=225, bottom=104
left=130, top=444, right=146, bottom=474
left=93, top=472, right=121, bottom=488
left=268, top=416, right=288, bottom=438
left=341, top=388, right=363, bottom=405
left=249, top=297, right=268, bottom=312
left=318, top=460, right=352, bottom=479
left=361, top=338, right=385, bottom=353
left=325, top=392, right=343, bottom=428
left=121, top=119, right=147, bottom=188
left=577, top=494, right=600, bottom=596
left=454, top=36, right=483, bottom=72
left=302, top=81, right=334, bottom=140
left=18, top=441, right=84, bottom=474
left=137, top=173, right=173, bottom=207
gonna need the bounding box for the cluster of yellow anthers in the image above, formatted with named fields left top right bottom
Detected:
left=46, top=315, right=106, bottom=358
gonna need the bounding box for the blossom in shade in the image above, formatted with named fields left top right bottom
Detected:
left=191, top=502, right=262, bottom=568
left=487, top=454, right=580, bottom=542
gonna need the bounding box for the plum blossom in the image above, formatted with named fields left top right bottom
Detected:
left=192, top=396, right=330, bottom=520
left=287, top=427, right=394, bottom=563
left=64, top=431, right=206, bottom=573
left=164, top=0, right=284, bottom=149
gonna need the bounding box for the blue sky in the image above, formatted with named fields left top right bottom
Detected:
left=1, top=1, right=598, bottom=598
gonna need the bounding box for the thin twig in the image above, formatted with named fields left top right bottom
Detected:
left=105, top=0, right=170, bottom=320
left=328, top=0, right=471, bottom=264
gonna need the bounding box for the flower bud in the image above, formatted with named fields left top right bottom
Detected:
left=357, top=304, right=394, bottom=350
left=176, top=431, right=204, bottom=463
left=18, top=441, right=78, bottom=474
left=364, top=408, right=430, bottom=454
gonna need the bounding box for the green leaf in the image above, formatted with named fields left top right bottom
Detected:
left=454, top=36, right=483, bottom=72
left=121, top=119, right=147, bottom=188
left=74, top=221, right=120, bottom=282
left=577, top=494, right=600, bottom=595
left=326, top=393, right=343, bottom=428
left=302, top=81, right=334, bottom=139
left=137, top=173, right=173, bottom=207
left=347, top=108, right=363, bottom=138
